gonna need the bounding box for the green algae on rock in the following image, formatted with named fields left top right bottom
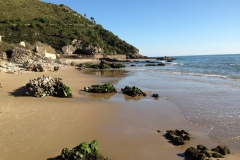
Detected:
left=83, top=83, right=117, bottom=93
left=121, top=86, right=146, bottom=97
left=60, top=140, right=106, bottom=160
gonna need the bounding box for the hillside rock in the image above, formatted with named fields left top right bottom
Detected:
left=0, top=52, right=7, bottom=60
left=126, top=50, right=146, bottom=59
left=10, top=47, right=32, bottom=63
left=62, top=40, right=104, bottom=55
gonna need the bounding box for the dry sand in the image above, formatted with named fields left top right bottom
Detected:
left=0, top=67, right=239, bottom=160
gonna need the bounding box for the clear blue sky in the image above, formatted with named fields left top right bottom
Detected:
left=42, top=0, right=240, bottom=56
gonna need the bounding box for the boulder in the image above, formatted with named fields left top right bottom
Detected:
left=165, top=129, right=191, bottom=145
left=152, top=94, right=159, bottom=98
left=82, top=83, right=117, bottom=93
left=10, top=47, right=32, bottom=63
left=185, top=145, right=230, bottom=160
left=0, top=52, right=7, bottom=60
left=24, top=75, right=72, bottom=98
left=70, top=61, right=77, bottom=66
left=60, top=140, right=106, bottom=160
left=121, top=86, right=146, bottom=97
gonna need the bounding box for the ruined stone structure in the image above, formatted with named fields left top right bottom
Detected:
left=36, top=46, right=56, bottom=59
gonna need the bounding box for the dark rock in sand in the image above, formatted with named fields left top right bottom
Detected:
left=165, top=129, right=191, bottom=145
left=152, top=94, right=159, bottom=98
left=185, top=145, right=230, bottom=160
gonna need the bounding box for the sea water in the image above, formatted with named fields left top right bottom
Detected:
left=115, top=54, right=240, bottom=149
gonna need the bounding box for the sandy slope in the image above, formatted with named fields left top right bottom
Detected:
left=0, top=68, right=239, bottom=160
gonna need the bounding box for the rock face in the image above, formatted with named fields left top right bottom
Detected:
left=185, top=145, right=230, bottom=159
left=0, top=52, right=7, bottom=60
left=126, top=49, right=147, bottom=59
left=62, top=40, right=104, bottom=55
left=24, top=75, right=72, bottom=98
left=10, top=47, right=32, bottom=63
left=165, top=130, right=191, bottom=145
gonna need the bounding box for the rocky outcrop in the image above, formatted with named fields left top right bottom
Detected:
left=126, top=49, right=147, bottom=59
left=121, top=86, right=146, bottom=97
left=0, top=52, right=7, bottom=60
left=82, top=83, right=117, bottom=93
left=152, top=94, right=159, bottom=98
left=60, top=140, right=106, bottom=160
left=10, top=47, right=32, bottom=63
left=185, top=145, right=230, bottom=159
left=62, top=40, right=104, bottom=55
left=24, top=75, right=72, bottom=98
left=156, top=56, right=176, bottom=61
left=165, top=130, right=191, bottom=145
left=77, top=60, right=125, bottom=70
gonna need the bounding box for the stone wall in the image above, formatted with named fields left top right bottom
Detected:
left=45, top=52, right=56, bottom=59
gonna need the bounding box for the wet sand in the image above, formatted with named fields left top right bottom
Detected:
left=0, top=67, right=240, bottom=160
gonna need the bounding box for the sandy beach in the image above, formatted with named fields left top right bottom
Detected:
left=0, top=67, right=240, bottom=160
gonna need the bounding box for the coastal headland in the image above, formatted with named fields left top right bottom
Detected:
left=0, top=66, right=240, bottom=160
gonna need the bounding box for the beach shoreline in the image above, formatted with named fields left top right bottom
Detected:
left=0, top=67, right=239, bottom=160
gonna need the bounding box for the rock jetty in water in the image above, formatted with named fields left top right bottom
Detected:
left=60, top=140, right=106, bottom=160
left=77, top=60, right=125, bottom=70
left=185, top=144, right=230, bottom=159
left=82, top=83, right=117, bottom=93
left=24, top=75, right=72, bottom=98
left=121, top=86, right=146, bottom=97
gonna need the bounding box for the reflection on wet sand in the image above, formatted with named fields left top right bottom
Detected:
left=79, top=90, right=116, bottom=100
left=82, top=69, right=128, bottom=77
left=123, top=94, right=143, bottom=101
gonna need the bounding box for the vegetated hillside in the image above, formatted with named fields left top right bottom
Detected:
left=0, top=0, right=137, bottom=55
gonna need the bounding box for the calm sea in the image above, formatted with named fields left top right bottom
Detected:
left=115, top=54, right=240, bottom=149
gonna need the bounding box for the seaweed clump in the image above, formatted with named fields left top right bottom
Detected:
left=121, top=86, right=146, bottom=97
left=60, top=140, right=106, bottom=160
left=83, top=83, right=117, bottom=93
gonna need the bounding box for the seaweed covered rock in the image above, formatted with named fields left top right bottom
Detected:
left=121, top=86, right=146, bottom=97
left=185, top=145, right=230, bottom=160
left=83, top=83, right=117, bottom=93
left=165, top=130, right=191, bottom=145
left=60, top=140, right=106, bottom=160
left=77, top=60, right=125, bottom=70
left=24, top=75, right=72, bottom=98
